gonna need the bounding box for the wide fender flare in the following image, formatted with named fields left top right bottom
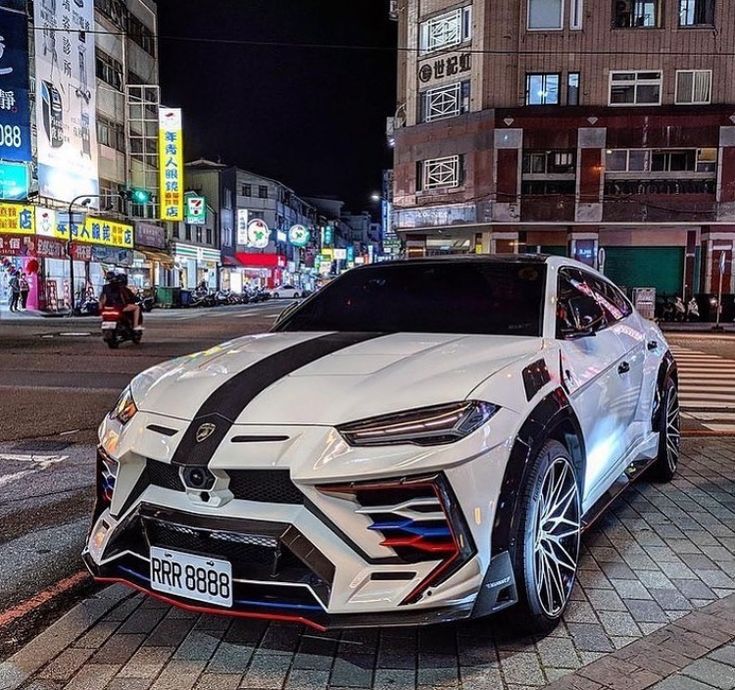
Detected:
left=490, top=387, right=585, bottom=557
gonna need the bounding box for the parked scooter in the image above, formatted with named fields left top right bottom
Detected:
left=686, top=297, right=700, bottom=322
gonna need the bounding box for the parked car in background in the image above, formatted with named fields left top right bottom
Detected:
left=268, top=285, right=302, bottom=299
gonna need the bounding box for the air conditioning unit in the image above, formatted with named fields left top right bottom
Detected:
left=389, top=0, right=399, bottom=21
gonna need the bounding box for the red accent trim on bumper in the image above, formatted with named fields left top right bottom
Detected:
left=93, top=577, right=328, bottom=632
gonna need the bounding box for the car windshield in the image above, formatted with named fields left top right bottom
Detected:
left=277, top=261, right=547, bottom=336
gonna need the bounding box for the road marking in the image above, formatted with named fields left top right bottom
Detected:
left=0, top=469, right=34, bottom=489
left=671, top=345, right=735, bottom=434
left=0, top=571, right=89, bottom=630
left=0, top=453, right=69, bottom=469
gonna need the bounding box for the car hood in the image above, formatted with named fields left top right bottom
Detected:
left=131, top=331, right=543, bottom=425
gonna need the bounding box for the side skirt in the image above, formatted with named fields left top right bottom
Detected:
left=581, top=455, right=657, bottom=532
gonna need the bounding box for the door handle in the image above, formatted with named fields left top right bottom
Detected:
left=647, top=340, right=658, bottom=351
left=618, top=361, right=630, bottom=375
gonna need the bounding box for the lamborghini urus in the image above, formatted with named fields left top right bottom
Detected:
left=84, top=256, right=679, bottom=633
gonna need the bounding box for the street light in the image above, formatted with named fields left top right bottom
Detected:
left=370, top=192, right=381, bottom=203
left=67, top=194, right=93, bottom=314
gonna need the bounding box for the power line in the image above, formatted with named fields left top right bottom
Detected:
left=28, top=25, right=735, bottom=57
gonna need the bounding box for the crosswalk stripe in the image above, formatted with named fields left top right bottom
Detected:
left=672, top=345, right=735, bottom=432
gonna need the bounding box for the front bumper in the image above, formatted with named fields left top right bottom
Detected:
left=88, top=411, right=520, bottom=629
left=84, top=499, right=489, bottom=631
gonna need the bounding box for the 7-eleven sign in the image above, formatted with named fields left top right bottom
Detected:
left=185, top=195, right=206, bottom=225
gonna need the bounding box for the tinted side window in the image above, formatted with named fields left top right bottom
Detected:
left=556, top=268, right=607, bottom=338
left=580, top=271, right=631, bottom=323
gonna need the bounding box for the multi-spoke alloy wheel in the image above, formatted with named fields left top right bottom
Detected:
left=664, top=386, right=681, bottom=473
left=532, top=457, right=581, bottom=618
left=652, top=373, right=680, bottom=482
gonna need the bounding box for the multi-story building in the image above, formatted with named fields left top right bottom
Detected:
left=392, top=0, right=735, bottom=299
left=0, top=0, right=163, bottom=311
left=186, top=160, right=320, bottom=291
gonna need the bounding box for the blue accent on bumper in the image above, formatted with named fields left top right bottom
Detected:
left=368, top=520, right=451, bottom=538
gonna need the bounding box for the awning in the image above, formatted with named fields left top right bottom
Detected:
left=222, top=255, right=240, bottom=267
left=236, top=252, right=286, bottom=268
left=137, top=247, right=174, bottom=266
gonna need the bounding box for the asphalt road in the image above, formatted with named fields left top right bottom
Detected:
left=0, top=300, right=290, bottom=653
left=0, top=306, right=732, bottom=655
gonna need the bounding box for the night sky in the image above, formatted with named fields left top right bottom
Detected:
left=155, top=0, right=397, bottom=210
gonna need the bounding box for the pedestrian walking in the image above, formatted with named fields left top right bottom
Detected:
left=19, top=273, right=30, bottom=311
left=8, top=273, right=21, bottom=312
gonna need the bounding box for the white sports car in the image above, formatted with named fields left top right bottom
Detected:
left=85, top=256, right=680, bottom=633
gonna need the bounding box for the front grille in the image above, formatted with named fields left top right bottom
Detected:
left=227, top=470, right=304, bottom=504
left=147, top=460, right=183, bottom=491
left=145, top=462, right=303, bottom=505
left=145, top=519, right=278, bottom=569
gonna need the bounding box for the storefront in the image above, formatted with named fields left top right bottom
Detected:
left=0, top=234, right=66, bottom=311
left=39, top=214, right=134, bottom=310
left=172, top=242, right=222, bottom=289
left=235, top=252, right=286, bottom=289
left=132, top=223, right=173, bottom=290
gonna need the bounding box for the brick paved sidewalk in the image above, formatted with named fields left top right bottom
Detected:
left=1, top=439, right=734, bottom=690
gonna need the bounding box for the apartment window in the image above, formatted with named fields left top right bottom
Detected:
left=419, top=6, right=472, bottom=54
left=523, top=150, right=576, bottom=175
left=258, top=185, right=268, bottom=199
left=185, top=226, right=191, bottom=241
left=96, top=50, right=123, bottom=91
left=528, top=0, right=563, bottom=29
left=570, top=0, right=583, bottom=28
left=419, top=155, right=462, bottom=190
left=241, top=184, right=251, bottom=197
left=96, top=0, right=127, bottom=29
left=609, top=71, right=661, bottom=105
left=605, top=148, right=717, bottom=173
left=567, top=72, right=580, bottom=105
left=613, top=1, right=662, bottom=28
left=99, top=179, right=124, bottom=213
left=97, top=117, right=125, bottom=152
left=675, top=70, right=712, bottom=104
left=526, top=73, right=560, bottom=105
left=420, top=81, right=471, bottom=122
left=127, top=14, right=156, bottom=57
left=206, top=228, right=213, bottom=245
left=679, top=0, right=715, bottom=26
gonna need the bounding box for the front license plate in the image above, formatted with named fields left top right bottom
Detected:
left=101, top=322, right=117, bottom=330
left=150, top=546, right=233, bottom=607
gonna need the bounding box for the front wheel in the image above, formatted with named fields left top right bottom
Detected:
left=511, top=440, right=581, bottom=634
left=273, top=293, right=280, bottom=299
left=651, top=374, right=680, bottom=482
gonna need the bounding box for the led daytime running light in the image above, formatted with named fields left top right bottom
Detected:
left=338, top=401, right=498, bottom=447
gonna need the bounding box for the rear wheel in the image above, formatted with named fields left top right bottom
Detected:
left=511, top=440, right=581, bottom=634
left=106, top=337, right=119, bottom=349
left=651, top=374, right=680, bottom=482
left=274, top=292, right=280, bottom=299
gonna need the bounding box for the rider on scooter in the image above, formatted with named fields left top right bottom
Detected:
left=100, top=271, right=143, bottom=331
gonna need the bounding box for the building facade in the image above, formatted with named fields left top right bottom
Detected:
left=392, top=0, right=735, bottom=298
left=0, top=0, right=163, bottom=312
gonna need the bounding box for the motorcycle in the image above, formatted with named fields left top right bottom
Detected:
left=100, top=305, right=143, bottom=349
left=687, top=297, right=700, bottom=322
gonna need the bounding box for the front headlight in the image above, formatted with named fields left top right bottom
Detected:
left=337, top=401, right=499, bottom=447
left=110, top=386, right=138, bottom=425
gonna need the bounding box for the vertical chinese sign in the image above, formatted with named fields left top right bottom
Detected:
left=33, top=0, right=99, bottom=202
left=0, top=1, right=32, bottom=165
left=159, top=107, right=184, bottom=221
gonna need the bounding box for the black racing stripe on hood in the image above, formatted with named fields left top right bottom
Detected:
left=171, top=332, right=384, bottom=467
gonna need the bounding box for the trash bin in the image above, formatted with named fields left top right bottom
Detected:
left=179, top=289, right=191, bottom=307
left=156, top=287, right=174, bottom=308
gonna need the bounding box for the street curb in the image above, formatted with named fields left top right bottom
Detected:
left=0, top=585, right=135, bottom=690
left=545, top=593, right=735, bottom=690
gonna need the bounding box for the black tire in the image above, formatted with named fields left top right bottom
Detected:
left=273, top=293, right=280, bottom=299
left=294, top=292, right=300, bottom=299
left=510, top=439, right=581, bottom=634
left=650, top=373, right=680, bottom=482
left=106, top=338, right=119, bottom=349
